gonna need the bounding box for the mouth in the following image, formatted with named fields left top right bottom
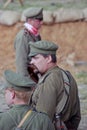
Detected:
left=28, top=64, right=39, bottom=74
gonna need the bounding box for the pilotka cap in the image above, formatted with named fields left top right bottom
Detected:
left=3, top=70, right=36, bottom=91
left=28, top=40, right=58, bottom=57
left=24, top=7, right=43, bottom=20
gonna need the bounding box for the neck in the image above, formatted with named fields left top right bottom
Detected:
left=13, top=99, right=28, bottom=105
left=41, top=63, right=57, bottom=75
left=24, top=23, right=39, bottom=36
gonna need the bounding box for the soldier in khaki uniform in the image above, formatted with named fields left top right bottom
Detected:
left=0, top=70, right=55, bottom=130
left=28, top=40, right=81, bottom=130
left=14, top=7, right=43, bottom=77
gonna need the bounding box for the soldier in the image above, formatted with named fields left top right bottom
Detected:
left=3, top=0, right=23, bottom=8
left=0, top=69, right=55, bottom=130
left=14, top=7, right=43, bottom=77
left=28, top=40, right=81, bottom=130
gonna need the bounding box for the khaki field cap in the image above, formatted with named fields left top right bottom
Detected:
left=3, top=70, right=36, bottom=91
left=24, top=7, right=43, bottom=20
left=28, top=40, right=58, bottom=57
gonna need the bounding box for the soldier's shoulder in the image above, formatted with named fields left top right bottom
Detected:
left=15, top=29, right=24, bottom=38
left=24, top=29, right=29, bottom=36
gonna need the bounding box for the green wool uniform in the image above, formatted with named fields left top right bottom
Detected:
left=0, top=69, right=55, bottom=130
left=0, top=105, right=55, bottom=130
left=32, top=66, right=81, bottom=129
left=28, top=40, right=81, bottom=130
left=14, top=29, right=41, bottom=76
left=32, top=66, right=64, bottom=119
left=14, top=7, right=43, bottom=76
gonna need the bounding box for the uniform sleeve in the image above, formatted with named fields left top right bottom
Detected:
left=0, top=113, right=12, bottom=129
left=26, top=112, right=55, bottom=130
left=0, top=114, right=3, bottom=129
left=14, top=31, right=30, bottom=76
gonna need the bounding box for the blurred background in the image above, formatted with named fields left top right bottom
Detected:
left=0, top=0, right=87, bottom=129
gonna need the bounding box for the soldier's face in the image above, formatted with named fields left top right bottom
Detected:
left=30, top=54, right=49, bottom=74
left=30, top=19, right=43, bottom=29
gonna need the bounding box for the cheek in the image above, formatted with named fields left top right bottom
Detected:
left=34, top=59, right=41, bottom=66
left=37, top=59, right=44, bottom=67
left=38, top=60, right=47, bottom=71
left=5, top=91, right=12, bottom=105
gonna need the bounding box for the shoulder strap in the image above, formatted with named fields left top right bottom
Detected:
left=7, top=109, right=38, bottom=129
left=7, top=110, right=32, bottom=128
left=61, top=69, right=70, bottom=95
left=17, top=110, right=32, bottom=128
left=38, top=71, right=51, bottom=84
left=18, top=110, right=38, bottom=129
left=56, top=68, right=70, bottom=114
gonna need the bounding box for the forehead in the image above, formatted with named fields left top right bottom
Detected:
left=29, top=18, right=41, bottom=22
left=31, top=54, right=44, bottom=59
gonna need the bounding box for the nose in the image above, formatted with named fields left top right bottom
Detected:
left=30, top=58, right=34, bottom=65
left=30, top=59, right=33, bottom=64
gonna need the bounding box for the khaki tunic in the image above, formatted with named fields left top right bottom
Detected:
left=32, top=66, right=81, bottom=129
left=0, top=105, right=55, bottom=130
left=14, top=29, right=41, bottom=76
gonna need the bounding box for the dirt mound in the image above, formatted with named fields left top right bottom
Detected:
left=0, top=21, right=87, bottom=76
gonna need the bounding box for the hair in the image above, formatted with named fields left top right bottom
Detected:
left=15, top=90, right=32, bottom=103
left=7, top=87, right=33, bottom=104
left=42, top=54, right=57, bottom=63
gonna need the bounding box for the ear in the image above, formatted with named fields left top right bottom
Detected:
left=11, top=90, right=15, bottom=99
left=46, top=55, right=52, bottom=63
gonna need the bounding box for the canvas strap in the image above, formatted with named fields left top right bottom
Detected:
left=17, top=110, right=32, bottom=128
left=7, top=109, right=38, bottom=129
left=56, top=69, right=70, bottom=114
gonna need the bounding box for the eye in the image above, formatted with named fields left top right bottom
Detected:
left=34, top=56, right=39, bottom=60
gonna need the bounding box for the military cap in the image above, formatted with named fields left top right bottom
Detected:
left=28, top=40, right=58, bottom=57
left=3, top=70, right=36, bottom=91
left=24, top=7, right=43, bottom=20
